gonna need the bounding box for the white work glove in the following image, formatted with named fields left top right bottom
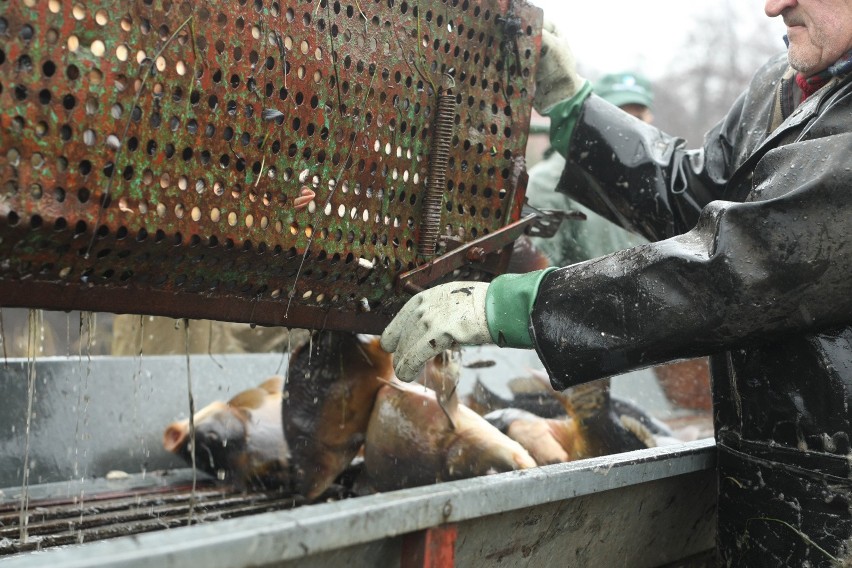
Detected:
left=533, top=20, right=585, bottom=113
left=381, top=282, right=493, bottom=382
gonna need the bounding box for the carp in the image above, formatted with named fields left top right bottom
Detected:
left=363, top=352, right=536, bottom=491
left=485, top=376, right=669, bottom=466
left=163, top=376, right=290, bottom=490
left=283, top=332, right=392, bottom=500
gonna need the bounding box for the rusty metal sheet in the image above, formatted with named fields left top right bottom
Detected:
left=0, top=0, right=542, bottom=333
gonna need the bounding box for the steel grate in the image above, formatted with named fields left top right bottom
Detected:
left=0, top=0, right=542, bottom=333
left=0, top=481, right=307, bottom=555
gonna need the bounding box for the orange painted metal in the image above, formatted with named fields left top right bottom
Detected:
left=401, top=524, right=458, bottom=568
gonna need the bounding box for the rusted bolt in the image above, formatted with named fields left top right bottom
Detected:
left=466, top=247, right=487, bottom=262
left=442, top=501, right=453, bottom=519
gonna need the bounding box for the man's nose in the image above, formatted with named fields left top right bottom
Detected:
left=765, top=0, right=797, bottom=18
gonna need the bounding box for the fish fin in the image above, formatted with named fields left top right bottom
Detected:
left=354, top=342, right=375, bottom=367
left=468, top=378, right=512, bottom=415
left=356, top=333, right=379, bottom=344
left=549, top=418, right=587, bottom=460
left=353, top=335, right=395, bottom=376
left=525, top=368, right=556, bottom=391
left=375, top=376, right=408, bottom=391
left=506, top=419, right=569, bottom=465
left=561, top=378, right=612, bottom=422
left=258, top=375, right=284, bottom=395
left=228, top=387, right=269, bottom=410
left=163, top=420, right=189, bottom=453
left=524, top=368, right=578, bottom=416
left=506, top=235, right=553, bottom=273
left=619, top=415, right=657, bottom=448
left=508, top=373, right=551, bottom=395
left=438, top=391, right=458, bottom=430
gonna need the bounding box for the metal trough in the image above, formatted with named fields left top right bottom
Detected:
left=0, top=353, right=716, bottom=567
left=1, top=440, right=716, bottom=567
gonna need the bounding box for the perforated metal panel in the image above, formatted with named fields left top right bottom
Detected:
left=0, top=0, right=541, bottom=333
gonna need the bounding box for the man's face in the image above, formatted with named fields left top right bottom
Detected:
left=619, top=104, right=654, bottom=124
left=765, top=0, right=852, bottom=75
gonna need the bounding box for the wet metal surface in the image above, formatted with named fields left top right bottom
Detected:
left=0, top=439, right=716, bottom=567
left=0, top=0, right=541, bottom=333
left=0, top=354, right=294, bottom=489
left=396, top=210, right=538, bottom=292
left=0, top=476, right=304, bottom=556
left=454, top=471, right=715, bottom=567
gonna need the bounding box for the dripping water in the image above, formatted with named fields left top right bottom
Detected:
left=132, top=315, right=149, bottom=480
left=184, top=319, right=197, bottom=524
left=0, top=308, right=8, bottom=365
left=306, top=333, right=313, bottom=388
left=65, top=313, right=71, bottom=357
left=207, top=320, right=223, bottom=369
left=276, top=328, right=291, bottom=379
left=72, top=312, right=94, bottom=543
left=86, top=312, right=96, bottom=359
left=18, top=309, right=40, bottom=543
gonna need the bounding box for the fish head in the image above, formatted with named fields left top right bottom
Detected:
left=163, top=401, right=249, bottom=479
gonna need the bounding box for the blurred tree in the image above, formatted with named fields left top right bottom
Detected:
left=652, top=0, right=783, bottom=145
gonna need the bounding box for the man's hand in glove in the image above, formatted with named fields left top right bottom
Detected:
left=381, top=282, right=492, bottom=382
left=533, top=21, right=587, bottom=113
left=380, top=270, right=556, bottom=382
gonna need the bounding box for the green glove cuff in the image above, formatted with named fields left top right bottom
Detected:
left=485, top=268, right=557, bottom=348
left=544, top=80, right=592, bottom=160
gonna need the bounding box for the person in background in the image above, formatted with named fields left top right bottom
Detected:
left=0, top=309, right=112, bottom=358
left=526, top=71, right=653, bottom=266
left=381, top=1, right=852, bottom=563
left=111, top=315, right=307, bottom=356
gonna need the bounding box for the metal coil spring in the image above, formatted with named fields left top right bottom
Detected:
left=418, top=93, right=457, bottom=257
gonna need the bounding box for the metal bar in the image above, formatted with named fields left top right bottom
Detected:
left=396, top=212, right=541, bottom=293
left=0, top=439, right=716, bottom=568
left=1, top=488, right=303, bottom=555
left=0, top=281, right=390, bottom=334
left=0, top=472, right=306, bottom=552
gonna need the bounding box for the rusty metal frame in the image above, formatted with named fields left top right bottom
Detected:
left=0, top=0, right=542, bottom=333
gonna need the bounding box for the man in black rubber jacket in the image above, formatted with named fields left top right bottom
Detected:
left=382, top=0, right=852, bottom=564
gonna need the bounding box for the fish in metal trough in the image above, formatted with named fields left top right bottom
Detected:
left=282, top=331, right=393, bottom=500
left=163, top=376, right=290, bottom=490
left=485, top=377, right=665, bottom=464
left=362, top=352, right=536, bottom=492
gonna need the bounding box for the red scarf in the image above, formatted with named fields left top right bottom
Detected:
left=795, top=73, right=829, bottom=101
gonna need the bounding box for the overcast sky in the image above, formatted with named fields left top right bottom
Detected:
left=529, top=0, right=787, bottom=78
